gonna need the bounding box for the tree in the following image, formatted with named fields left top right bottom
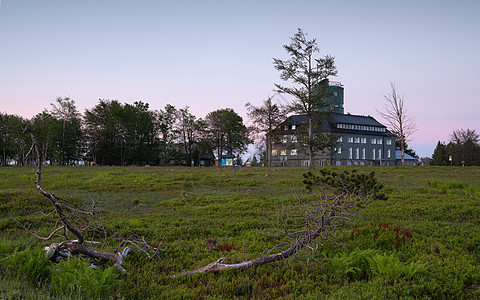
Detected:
left=175, top=107, right=204, bottom=166
left=273, top=28, right=338, bottom=169
left=431, top=141, right=448, bottom=166
left=245, top=96, right=285, bottom=167
left=377, top=82, right=416, bottom=166
left=49, top=97, right=83, bottom=165
left=84, top=100, right=124, bottom=165
left=205, top=108, right=251, bottom=158
left=119, top=101, right=160, bottom=165
left=447, top=129, right=480, bottom=166
left=84, top=100, right=160, bottom=166
left=31, top=111, right=56, bottom=165
left=157, top=104, right=179, bottom=165
left=0, top=113, right=29, bottom=166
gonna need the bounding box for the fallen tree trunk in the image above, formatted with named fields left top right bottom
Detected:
left=172, top=240, right=305, bottom=278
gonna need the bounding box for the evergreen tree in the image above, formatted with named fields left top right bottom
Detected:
left=431, top=141, right=448, bottom=166
left=273, top=28, right=338, bottom=169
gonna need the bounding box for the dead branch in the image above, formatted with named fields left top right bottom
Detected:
left=173, top=170, right=385, bottom=278
left=19, top=127, right=146, bottom=272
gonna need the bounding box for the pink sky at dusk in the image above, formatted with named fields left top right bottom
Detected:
left=1, top=0, right=479, bottom=158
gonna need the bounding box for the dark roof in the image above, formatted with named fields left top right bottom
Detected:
left=277, top=113, right=394, bottom=137
left=282, top=113, right=384, bottom=127
left=328, top=112, right=384, bottom=127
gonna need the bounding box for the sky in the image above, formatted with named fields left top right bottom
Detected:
left=1, top=0, right=479, bottom=158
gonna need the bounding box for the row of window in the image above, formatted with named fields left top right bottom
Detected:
left=282, top=123, right=387, bottom=133
left=346, top=148, right=392, bottom=160
left=337, top=123, right=386, bottom=132
left=272, top=148, right=392, bottom=159
left=286, top=135, right=392, bottom=145
left=343, top=137, right=392, bottom=145
left=283, top=124, right=297, bottom=131
left=272, top=149, right=297, bottom=156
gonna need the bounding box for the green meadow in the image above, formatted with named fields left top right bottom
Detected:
left=1, top=166, right=480, bottom=299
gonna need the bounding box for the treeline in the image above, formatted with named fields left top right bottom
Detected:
left=0, top=98, right=251, bottom=166
left=431, top=129, right=480, bottom=166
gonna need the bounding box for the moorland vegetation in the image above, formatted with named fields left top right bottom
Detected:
left=1, top=165, right=480, bottom=299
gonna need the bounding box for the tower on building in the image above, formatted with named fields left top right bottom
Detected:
left=317, top=79, right=344, bottom=114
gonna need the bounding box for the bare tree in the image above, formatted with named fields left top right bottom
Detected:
left=377, top=82, right=416, bottom=165
left=245, top=96, right=285, bottom=167
left=172, top=169, right=385, bottom=277
left=273, top=28, right=338, bottom=169
left=15, top=128, right=161, bottom=272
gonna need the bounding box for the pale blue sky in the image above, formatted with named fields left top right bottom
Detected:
left=1, top=0, right=479, bottom=158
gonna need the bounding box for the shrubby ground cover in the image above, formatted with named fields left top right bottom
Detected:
left=0, top=166, right=479, bottom=299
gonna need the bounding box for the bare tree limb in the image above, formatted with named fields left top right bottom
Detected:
left=20, top=127, right=149, bottom=272
left=173, top=170, right=385, bottom=278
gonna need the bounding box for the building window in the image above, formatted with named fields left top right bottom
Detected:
left=387, top=149, right=391, bottom=158
left=282, top=135, right=288, bottom=143
left=372, top=149, right=376, bottom=160
left=386, top=139, right=392, bottom=145
left=361, top=137, right=367, bottom=144
left=355, top=148, right=359, bottom=159
left=291, top=149, right=297, bottom=156
left=354, top=137, right=360, bottom=143
left=378, top=139, right=383, bottom=145
left=272, top=149, right=278, bottom=156
left=291, top=124, right=296, bottom=130
left=301, top=160, right=309, bottom=167
left=378, top=149, right=382, bottom=160
left=337, top=147, right=342, bottom=154
left=284, top=125, right=288, bottom=130
left=349, top=148, right=353, bottom=159
left=337, top=136, right=343, bottom=143
left=371, top=138, right=377, bottom=144
left=348, top=137, right=354, bottom=143
left=362, top=148, right=366, bottom=159
left=291, top=135, right=297, bottom=143
left=281, top=150, right=287, bottom=156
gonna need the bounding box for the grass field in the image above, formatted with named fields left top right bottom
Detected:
left=1, top=165, right=480, bottom=299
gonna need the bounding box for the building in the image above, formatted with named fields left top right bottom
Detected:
left=395, top=148, right=418, bottom=166
left=270, top=81, right=398, bottom=167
